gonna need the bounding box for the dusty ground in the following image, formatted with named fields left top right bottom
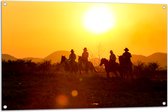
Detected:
left=2, top=70, right=167, bottom=110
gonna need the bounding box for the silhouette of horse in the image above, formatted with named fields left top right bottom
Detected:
left=78, top=56, right=96, bottom=74
left=60, top=56, right=78, bottom=73
left=118, top=55, right=133, bottom=79
left=100, top=58, right=120, bottom=78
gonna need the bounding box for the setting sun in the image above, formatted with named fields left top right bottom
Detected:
left=83, top=5, right=115, bottom=34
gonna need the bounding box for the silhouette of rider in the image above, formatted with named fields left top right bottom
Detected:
left=109, top=50, right=116, bottom=63
left=109, top=50, right=116, bottom=66
left=122, top=48, right=132, bottom=64
left=82, top=47, right=89, bottom=62
left=69, top=49, right=76, bottom=63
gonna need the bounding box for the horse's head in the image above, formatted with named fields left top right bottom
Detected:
left=118, top=55, right=123, bottom=64
left=61, top=56, right=66, bottom=64
left=100, top=58, right=108, bottom=66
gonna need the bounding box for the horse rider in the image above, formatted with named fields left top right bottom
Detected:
left=122, top=48, right=132, bottom=64
left=82, top=47, right=89, bottom=62
left=109, top=50, right=116, bottom=62
left=69, top=49, right=76, bottom=64
left=109, top=50, right=116, bottom=66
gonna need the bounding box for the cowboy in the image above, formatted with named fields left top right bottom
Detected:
left=122, top=48, right=132, bottom=64
left=109, top=50, right=116, bottom=63
left=82, top=47, right=89, bottom=62
left=109, top=50, right=116, bottom=67
left=69, top=49, right=76, bottom=62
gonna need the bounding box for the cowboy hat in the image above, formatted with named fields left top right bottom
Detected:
left=83, top=47, right=87, bottom=51
left=71, top=49, right=74, bottom=52
left=124, top=48, right=129, bottom=51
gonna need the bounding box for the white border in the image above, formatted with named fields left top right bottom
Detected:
left=0, top=0, right=167, bottom=112
left=0, top=0, right=168, bottom=4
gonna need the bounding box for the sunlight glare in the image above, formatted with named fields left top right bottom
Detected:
left=84, top=5, right=115, bottom=34
left=56, top=95, right=69, bottom=107
left=71, top=90, right=78, bottom=97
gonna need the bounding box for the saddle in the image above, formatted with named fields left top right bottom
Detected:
left=109, top=61, right=117, bottom=68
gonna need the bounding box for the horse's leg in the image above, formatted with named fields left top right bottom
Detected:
left=124, top=67, right=127, bottom=79
left=85, top=66, right=88, bottom=73
left=130, top=67, right=134, bottom=80
left=85, top=63, right=88, bottom=73
left=125, top=66, right=131, bottom=80
left=114, top=70, right=119, bottom=78
left=120, top=70, right=124, bottom=79
left=75, top=63, right=78, bottom=74
left=69, top=66, right=72, bottom=73
left=119, top=66, right=123, bottom=79
left=106, top=72, right=110, bottom=78
left=126, top=69, right=131, bottom=80
left=74, top=64, right=77, bottom=74
left=129, top=72, right=132, bottom=80
left=129, top=70, right=133, bottom=80
left=71, top=63, right=75, bottom=74
left=72, top=63, right=77, bottom=74
left=91, top=63, right=96, bottom=73
left=79, top=66, right=82, bottom=74
left=71, top=64, right=74, bottom=74
left=118, top=67, right=122, bottom=79
left=72, top=63, right=75, bottom=74
left=78, top=64, right=81, bottom=74
left=64, top=63, right=68, bottom=72
left=124, top=68, right=129, bottom=79
left=121, top=72, right=124, bottom=79
left=126, top=72, right=129, bottom=79
left=80, top=63, right=84, bottom=74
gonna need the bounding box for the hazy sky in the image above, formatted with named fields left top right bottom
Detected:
left=2, top=2, right=167, bottom=59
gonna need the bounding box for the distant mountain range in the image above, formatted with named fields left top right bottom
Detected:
left=131, top=52, right=167, bottom=68
left=44, top=50, right=70, bottom=64
left=2, top=54, right=17, bottom=61
left=23, top=57, right=44, bottom=63
left=2, top=51, right=167, bottom=68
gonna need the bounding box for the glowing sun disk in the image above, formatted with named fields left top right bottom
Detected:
left=84, top=5, right=115, bottom=34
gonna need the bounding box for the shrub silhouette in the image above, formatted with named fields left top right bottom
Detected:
left=2, top=59, right=162, bottom=80
left=2, top=60, right=54, bottom=77
left=133, top=61, right=159, bottom=80
left=148, top=62, right=159, bottom=72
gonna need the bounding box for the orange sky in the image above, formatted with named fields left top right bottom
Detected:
left=2, top=2, right=167, bottom=59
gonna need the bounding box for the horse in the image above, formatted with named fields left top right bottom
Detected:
left=78, top=56, right=96, bottom=74
left=60, top=56, right=78, bottom=73
left=100, top=58, right=120, bottom=78
left=118, top=55, right=133, bottom=79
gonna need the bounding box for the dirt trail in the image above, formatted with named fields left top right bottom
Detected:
left=2, top=72, right=167, bottom=110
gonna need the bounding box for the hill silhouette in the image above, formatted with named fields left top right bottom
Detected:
left=132, top=52, right=167, bottom=68
left=148, top=53, right=167, bottom=67
left=44, top=50, right=70, bottom=64
left=2, top=54, right=44, bottom=63
left=2, top=52, right=167, bottom=68
left=2, top=54, right=17, bottom=61
left=23, top=57, right=44, bottom=63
